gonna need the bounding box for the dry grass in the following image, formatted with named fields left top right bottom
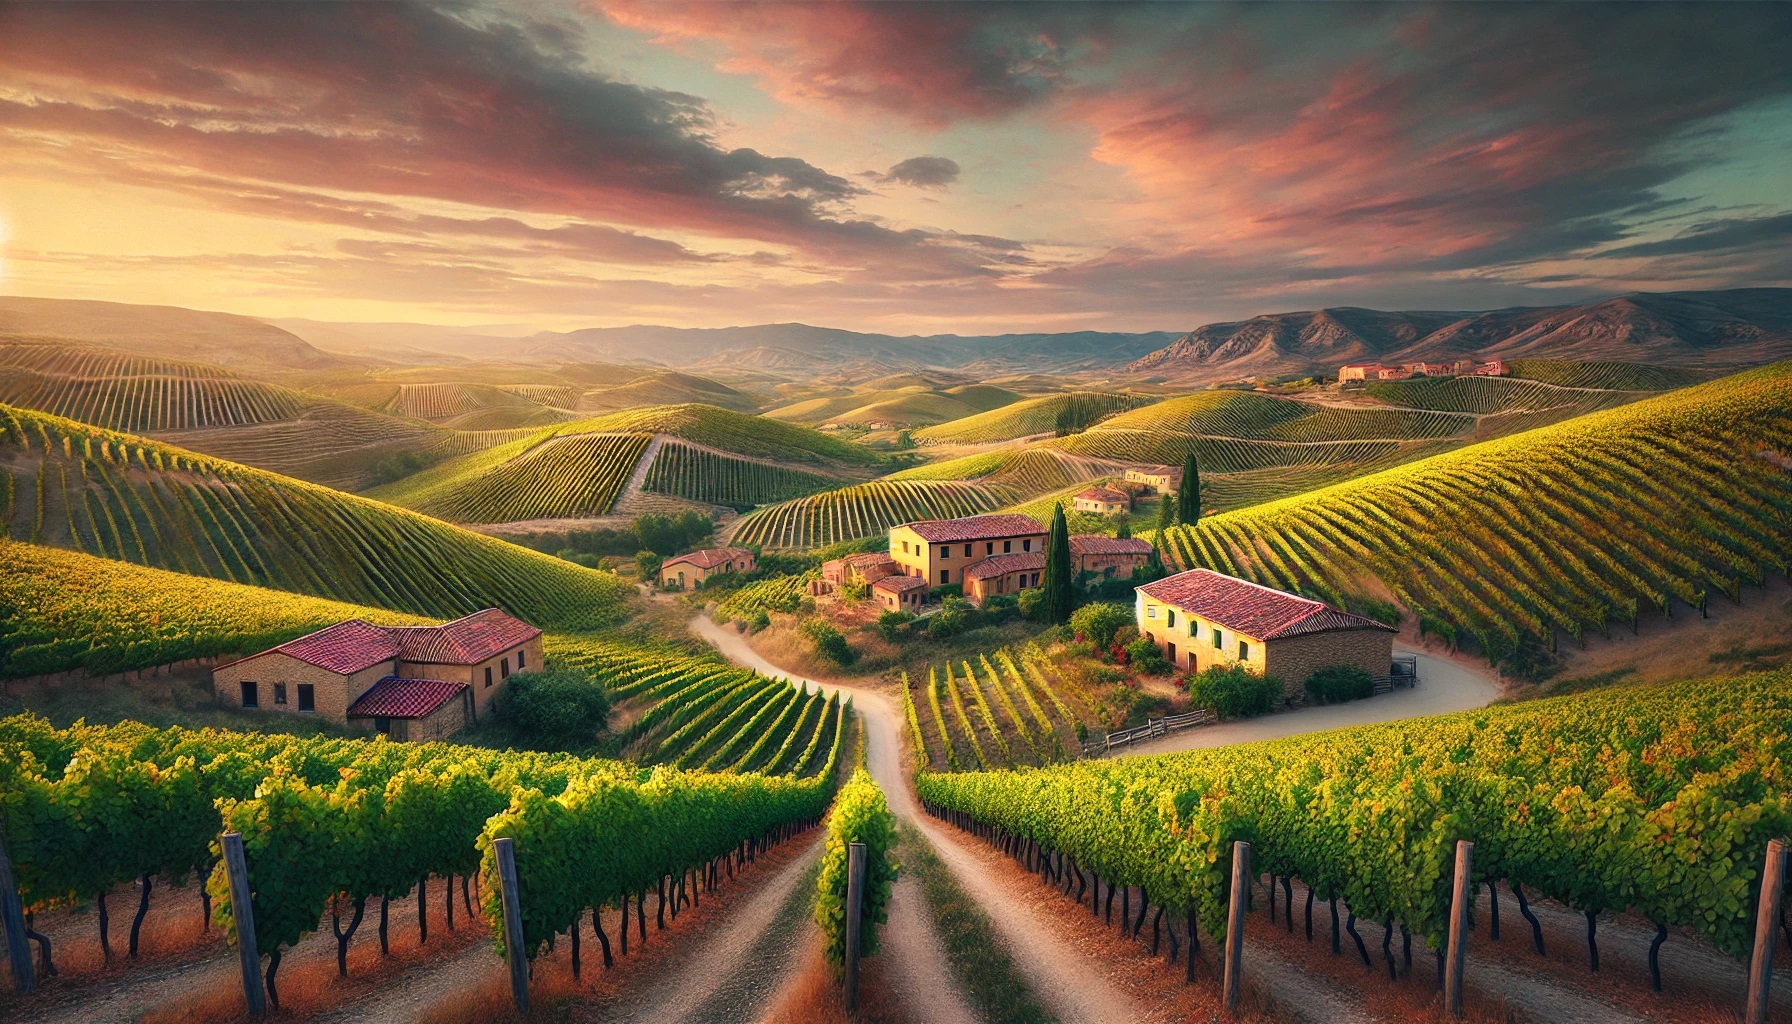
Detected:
left=752, top=934, right=907, bottom=1024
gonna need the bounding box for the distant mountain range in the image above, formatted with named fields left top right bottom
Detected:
left=1126, top=289, right=1792, bottom=382
left=4, top=288, right=1790, bottom=383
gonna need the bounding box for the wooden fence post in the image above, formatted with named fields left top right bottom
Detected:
left=1745, top=837, right=1786, bottom=1024
left=845, top=841, right=867, bottom=1011
left=1445, top=840, right=1474, bottom=1019
left=1224, top=840, right=1250, bottom=1015
left=494, top=837, right=529, bottom=1016
left=0, top=826, right=35, bottom=995
left=220, top=832, right=266, bottom=1017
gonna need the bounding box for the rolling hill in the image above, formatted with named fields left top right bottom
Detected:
left=0, top=403, right=634, bottom=629
left=913, top=391, right=1155, bottom=445
left=1128, top=288, right=1792, bottom=383
left=0, top=296, right=344, bottom=372
left=1156, top=361, right=1792, bottom=671
left=765, top=382, right=1022, bottom=429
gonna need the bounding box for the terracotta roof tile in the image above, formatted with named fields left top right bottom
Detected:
left=1076, top=487, right=1130, bottom=503
left=663, top=547, right=755, bottom=571
left=348, top=677, right=466, bottom=719
left=389, top=608, right=541, bottom=665
left=873, top=574, right=927, bottom=593
left=1138, top=569, right=1394, bottom=640
left=255, top=619, right=400, bottom=675
left=1070, top=535, right=1152, bottom=556
left=963, top=551, right=1046, bottom=580
left=900, top=514, right=1047, bottom=543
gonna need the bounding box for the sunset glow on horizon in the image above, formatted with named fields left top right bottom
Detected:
left=3, top=1, right=1790, bottom=333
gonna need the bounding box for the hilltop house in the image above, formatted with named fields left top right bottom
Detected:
left=1069, top=535, right=1152, bottom=577
left=1338, top=359, right=1507, bottom=383
left=1072, top=486, right=1132, bottom=515
left=1124, top=465, right=1182, bottom=495
left=889, top=514, right=1048, bottom=590
left=1135, top=569, right=1394, bottom=698
left=212, top=609, right=543, bottom=741
left=660, top=546, right=756, bottom=589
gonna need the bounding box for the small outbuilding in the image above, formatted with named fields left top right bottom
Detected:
left=1072, top=486, right=1132, bottom=515
left=660, top=546, right=756, bottom=589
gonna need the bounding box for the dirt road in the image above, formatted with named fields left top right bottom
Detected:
left=1122, top=644, right=1500, bottom=756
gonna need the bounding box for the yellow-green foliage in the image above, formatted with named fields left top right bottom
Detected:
left=1160, top=363, right=1792, bottom=665
left=729, top=479, right=1007, bottom=549
left=0, top=343, right=308, bottom=432
left=644, top=441, right=842, bottom=506
left=816, top=767, right=898, bottom=967
left=919, top=669, right=1792, bottom=956
left=569, top=404, right=886, bottom=467
left=0, top=404, right=634, bottom=631
left=368, top=430, right=652, bottom=522
left=0, top=540, right=431, bottom=678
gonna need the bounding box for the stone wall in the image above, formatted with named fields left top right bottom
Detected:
left=1263, top=629, right=1395, bottom=699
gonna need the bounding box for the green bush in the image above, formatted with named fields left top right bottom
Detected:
left=1305, top=664, right=1374, bottom=704
left=802, top=619, right=857, bottom=666
left=1017, top=587, right=1048, bottom=623
left=633, top=549, right=663, bottom=579
left=927, top=597, right=986, bottom=639
left=876, top=610, right=914, bottom=642
left=1124, top=636, right=1170, bottom=675
left=493, top=670, right=611, bottom=750
left=1070, top=602, right=1132, bottom=650
left=816, top=768, right=898, bottom=967
left=1186, top=664, right=1280, bottom=719
left=747, top=609, right=771, bottom=633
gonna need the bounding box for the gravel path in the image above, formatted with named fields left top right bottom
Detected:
left=877, top=874, right=980, bottom=1024
left=1121, top=644, right=1500, bottom=757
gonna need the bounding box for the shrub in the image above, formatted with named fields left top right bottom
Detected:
left=1186, top=664, right=1279, bottom=719
left=802, top=619, right=857, bottom=666
left=927, top=597, right=985, bottom=639
left=633, top=549, right=663, bottom=580
left=816, top=769, right=897, bottom=967
left=980, top=594, right=1020, bottom=622
left=1125, top=636, right=1171, bottom=675
left=1305, top=664, right=1374, bottom=704
left=747, top=609, right=771, bottom=633
left=876, top=610, right=914, bottom=642
left=493, top=670, right=611, bottom=751
left=1070, top=602, right=1132, bottom=650
left=1017, top=587, right=1049, bottom=623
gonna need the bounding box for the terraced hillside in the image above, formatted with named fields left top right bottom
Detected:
left=0, top=404, right=634, bottom=630
left=1158, top=363, right=1792, bottom=669
left=913, top=390, right=1154, bottom=444
left=548, top=635, right=847, bottom=773
left=904, top=650, right=1097, bottom=771
left=729, top=478, right=1007, bottom=550
left=372, top=403, right=882, bottom=524
left=767, top=382, right=1022, bottom=428
left=0, top=540, right=432, bottom=678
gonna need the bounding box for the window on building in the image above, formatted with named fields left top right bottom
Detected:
left=240, top=681, right=259, bottom=708
left=485, top=666, right=494, bottom=688
left=963, top=543, right=972, bottom=557
left=1239, top=640, right=1250, bottom=660
left=273, top=682, right=288, bottom=705
left=1166, top=610, right=1177, bottom=628
left=1212, top=627, right=1223, bottom=649
left=1147, top=605, right=1157, bottom=618
left=986, top=542, right=994, bottom=555
left=1022, top=539, right=1032, bottom=551
left=501, top=657, right=511, bottom=679
left=518, top=648, right=526, bottom=669
left=297, top=684, right=315, bottom=712
left=939, top=569, right=950, bottom=584
left=940, top=545, right=950, bottom=558
left=1003, top=540, right=1012, bottom=553
left=374, top=716, right=391, bottom=735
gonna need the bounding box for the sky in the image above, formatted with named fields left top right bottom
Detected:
left=2, top=1, right=1790, bottom=334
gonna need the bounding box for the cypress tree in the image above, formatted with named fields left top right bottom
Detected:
left=1044, top=502, right=1074, bottom=624
left=1156, top=492, right=1174, bottom=533
left=1115, top=514, right=1132, bottom=539
left=1145, top=536, right=1167, bottom=580
left=1178, top=451, right=1201, bottom=524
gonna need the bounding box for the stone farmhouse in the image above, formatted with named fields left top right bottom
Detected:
left=964, top=552, right=1045, bottom=606
left=814, top=552, right=901, bottom=595
left=1072, top=485, right=1132, bottom=515
left=1135, top=569, right=1394, bottom=697
left=889, top=514, right=1048, bottom=590
left=213, top=609, right=543, bottom=741
left=1069, top=535, right=1152, bottom=577
left=1123, top=465, right=1182, bottom=495
left=661, top=546, right=756, bottom=589
left=873, top=574, right=928, bottom=613
left=1337, top=358, right=1507, bottom=383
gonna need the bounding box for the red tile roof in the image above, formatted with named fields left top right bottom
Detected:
left=217, top=609, right=538, bottom=674
left=225, top=618, right=400, bottom=675
left=1070, top=535, right=1152, bottom=556
left=663, top=546, right=755, bottom=571
left=1076, top=487, right=1130, bottom=503
left=845, top=552, right=898, bottom=569
left=873, top=574, right=928, bottom=593
left=348, top=677, right=466, bottom=719
left=899, top=514, right=1046, bottom=543
left=1138, top=569, right=1394, bottom=640
left=391, top=608, right=541, bottom=665
left=963, top=551, right=1046, bottom=580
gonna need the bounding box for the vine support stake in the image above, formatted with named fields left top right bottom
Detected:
left=1745, top=837, right=1786, bottom=1024
left=494, top=837, right=529, bottom=1017
left=845, top=840, right=867, bottom=1012
left=221, top=832, right=266, bottom=1017
left=0, top=826, right=36, bottom=995
left=1445, top=839, right=1473, bottom=1020
left=1224, top=840, right=1250, bottom=1016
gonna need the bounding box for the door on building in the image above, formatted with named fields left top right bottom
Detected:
left=1167, top=642, right=1177, bottom=666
